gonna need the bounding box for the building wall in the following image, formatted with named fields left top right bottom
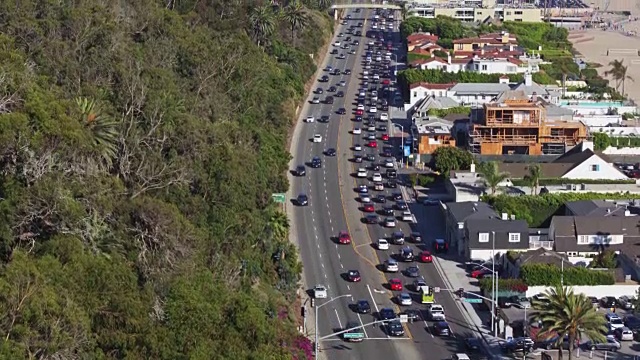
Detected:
left=410, top=7, right=542, bottom=22
left=500, top=8, right=542, bottom=22
left=470, top=60, right=522, bottom=74
left=409, top=87, right=450, bottom=107
left=418, top=135, right=456, bottom=154
left=562, top=155, right=629, bottom=180
left=526, top=285, right=638, bottom=298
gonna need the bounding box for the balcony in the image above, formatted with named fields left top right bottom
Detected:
left=529, top=240, right=554, bottom=250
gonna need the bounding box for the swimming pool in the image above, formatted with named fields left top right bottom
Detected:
left=560, top=101, right=625, bottom=107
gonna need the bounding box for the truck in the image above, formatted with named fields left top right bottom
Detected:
left=428, top=304, right=445, bottom=321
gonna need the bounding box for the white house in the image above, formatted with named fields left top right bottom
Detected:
left=408, top=82, right=456, bottom=108
left=410, top=54, right=541, bottom=74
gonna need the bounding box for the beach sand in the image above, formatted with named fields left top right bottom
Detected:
left=588, top=0, right=640, bottom=14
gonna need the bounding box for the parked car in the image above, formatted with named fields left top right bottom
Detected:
left=618, top=296, right=635, bottom=310
left=601, top=296, right=617, bottom=308
left=585, top=336, right=621, bottom=352
left=614, top=327, right=634, bottom=341
left=501, top=337, right=534, bottom=354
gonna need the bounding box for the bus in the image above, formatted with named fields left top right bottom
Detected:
left=421, top=286, right=435, bottom=304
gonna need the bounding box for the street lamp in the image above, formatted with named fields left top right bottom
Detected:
left=491, top=231, right=498, bottom=337
left=391, top=53, right=398, bottom=77
left=394, top=124, right=404, bottom=168
left=314, top=294, right=352, bottom=359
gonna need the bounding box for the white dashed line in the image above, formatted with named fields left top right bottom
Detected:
left=347, top=285, right=351, bottom=291
left=340, top=263, right=344, bottom=269
left=324, top=273, right=328, bottom=279
left=321, top=262, right=325, bottom=268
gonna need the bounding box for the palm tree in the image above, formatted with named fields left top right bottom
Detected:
left=523, top=164, right=541, bottom=195
left=315, top=0, right=332, bottom=11
left=400, top=2, right=411, bottom=21
left=531, top=285, right=607, bottom=360
left=478, top=161, right=509, bottom=195
left=250, top=5, right=276, bottom=48
left=76, top=97, right=119, bottom=167
left=605, top=59, right=634, bottom=95
left=282, top=1, right=308, bottom=45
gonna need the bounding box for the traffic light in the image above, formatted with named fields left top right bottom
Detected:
left=455, top=288, right=465, bottom=298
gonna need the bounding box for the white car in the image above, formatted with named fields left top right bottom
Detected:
left=305, top=116, right=315, bottom=123
left=428, top=304, right=445, bottom=320
left=312, top=97, right=320, bottom=104
left=353, top=144, right=362, bottom=151
left=607, top=313, right=625, bottom=330
left=313, top=134, right=323, bottom=143
left=374, top=182, right=384, bottom=191
left=384, top=217, right=396, bottom=228
left=380, top=113, right=389, bottom=121
left=384, top=160, right=394, bottom=168
left=402, top=211, right=413, bottom=222
left=339, top=80, right=347, bottom=86
left=357, top=168, right=368, bottom=178
left=313, top=285, right=328, bottom=299
left=377, top=239, right=390, bottom=250
left=369, top=107, right=377, bottom=113
left=352, top=127, right=362, bottom=134
left=334, top=41, right=341, bottom=46
left=372, top=173, right=382, bottom=182
left=367, top=125, right=376, bottom=132
left=385, top=258, right=399, bottom=272
left=360, top=194, right=371, bottom=203
left=357, top=104, right=365, bottom=111
left=617, top=327, right=634, bottom=341
left=398, top=292, right=412, bottom=306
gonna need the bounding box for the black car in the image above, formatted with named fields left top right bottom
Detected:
left=433, top=239, right=448, bottom=253
left=601, top=296, right=617, bottom=308
left=336, top=91, right=344, bottom=97
left=320, top=75, right=329, bottom=82
left=331, top=69, right=341, bottom=75
left=311, top=156, right=322, bottom=168
left=382, top=206, right=394, bottom=215
left=433, top=321, right=451, bottom=336
left=354, top=115, right=363, bottom=122
left=401, top=247, right=415, bottom=262
left=379, top=307, right=396, bottom=320
left=378, top=125, right=387, bottom=131
left=337, top=108, right=346, bottom=115
left=325, top=148, right=336, bottom=156
left=401, top=309, right=421, bottom=323
left=410, top=232, right=423, bottom=243
left=319, top=115, right=330, bottom=123
left=391, top=191, right=402, bottom=201
left=330, top=49, right=338, bottom=54
left=328, top=86, right=337, bottom=92
left=382, top=104, right=389, bottom=111
left=315, top=87, right=323, bottom=94
left=405, top=265, right=419, bottom=277
left=387, top=320, right=404, bottom=336
left=386, top=179, right=397, bottom=188
left=395, top=201, right=408, bottom=210
left=343, top=69, right=351, bottom=75
left=354, top=154, right=363, bottom=163
left=365, top=214, right=379, bottom=224
left=325, top=96, right=334, bottom=104
left=501, top=337, right=534, bottom=354
left=375, top=194, right=387, bottom=203
left=382, top=149, right=392, bottom=157
left=295, top=165, right=306, bottom=176
left=365, top=153, right=376, bottom=162
left=356, top=300, right=371, bottom=314
left=297, top=193, right=308, bottom=206
left=386, top=169, right=397, bottom=178
left=347, top=270, right=361, bottom=282
left=465, top=337, right=482, bottom=351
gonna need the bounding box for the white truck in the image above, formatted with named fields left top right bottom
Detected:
left=428, top=304, right=446, bottom=321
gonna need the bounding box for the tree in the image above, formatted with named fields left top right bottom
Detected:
left=430, top=147, right=473, bottom=177
left=590, top=250, right=616, bottom=269
left=76, top=97, right=119, bottom=169
left=400, top=2, right=411, bottom=21
left=250, top=5, right=277, bottom=48
left=478, top=161, right=509, bottom=195
left=531, top=285, right=607, bottom=360
left=282, top=2, right=309, bottom=45
left=523, top=164, right=541, bottom=195
left=592, top=131, right=611, bottom=151
left=605, top=59, right=633, bottom=95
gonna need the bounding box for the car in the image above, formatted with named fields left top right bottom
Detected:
left=377, top=239, right=390, bottom=250
left=354, top=115, right=363, bottom=122
left=607, top=313, right=625, bottom=330
left=401, top=309, right=422, bottom=323
left=361, top=194, right=372, bottom=203
left=347, top=270, right=362, bottom=282
left=319, top=115, right=330, bottom=123
left=357, top=168, right=367, bottom=177
left=365, top=153, right=376, bottom=162
left=313, top=285, right=328, bottom=299
left=320, top=75, right=329, bottom=82
left=353, top=144, right=362, bottom=151
left=315, top=87, right=323, bottom=94
left=402, top=211, right=413, bottom=222
left=305, top=116, right=315, bottom=123
left=410, top=232, right=422, bottom=243
left=353, top=154, right=363, bottom=163
left=311, top=97, right=320, bottom=104
left=311, top=156, right=322, bottom=168
left=413, top=278, right=428, bottom=292
left=343, top=69, right=351, bottom=75
left=618, top=296, right=635, bottom=310
left=624, top=315, right=640, bottom=332
left=423, top=198, right=440, bottom=206
left=296, top=193, right=308, bottom=206
left=367, top=140, right=377, bottom=148
left=357, top=184, right=369, bottom=193
left=295, top=165, right=306, bottom=176
left=433, top=321, right=451, bottom=336
left=355, top=109, right=363, bottom=115
left=615, top=327, right=634, bottom=341
left=386, top=179, right=397, bottom=188
left=372, top=173, right=382, bottom=182
left=383, top=159, right=394, bottom=168
left=364, top=214, right=379, bottom=224
left=381, top=133, right=389, bottom=141
left=337, top=53, right=346, bottom=59
left=387, top=319, right=404, bottom=336
left=313, top=134, right=322, bottom=143
left=382, top=149, right=392, bottom=157
left=462, top=337, right=481, bottom=352
left=400, top=247, right=414, bottom=262
left=428, top=304, right=446, bottom=321
left=371, top=164, right=380, bottom=171
left=391, top=231, right=405, bottom=245
left=405, top=265, right=420, bottom=278
left=585, top=336, right=621, bottom=352
left=452, top=354, right=472, bottom=360
left=381, top=205, right=394, bottom=215
left=363, top=203, right=375, bottom=212
left=379, top=307, right=396, bottom=321
left=384, top=217, right=396, bottom=227
left=395, top=201, right=408, bottom=210
left=325, top=96, right=334, bottom=104
left=471, top=268, right=493, bottom=278
left=325, top=148, right=336, bottom=156
left=356, top=299, right=371, bottom=314
left=389, top=278, right=403, bottom=291
left=419, top=251, right=433, bottom=263
left=601, top=296, right=617, bottom=308
left=397, top=292, right=412, bottom=306
left=380, top=112, right=389, bottom=121
left=352, top=127, right=362, bottom=134
left=385, top=258, right=399, bottom=272
left=501, top=337, right=534, bottom=353
left=510, top=296, right=531, bottom=309
left=338, top=231, right=351, bottom=244
left=433, top=238, right=448, bottom=253
left=337, top=107, right=346, bottom=115
left=366, top=133, right=376, bottom=140
left=336, top=90, right=344, bottom=97
left=373, top=182, right=384, bottom=191
left=376, top=194, right=387, bottom=203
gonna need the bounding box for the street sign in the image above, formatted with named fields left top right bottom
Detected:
left=463, top=298, right=483, bottom=304
left=271, top=193, right=286, bottom=204
left=403, top=146, right=411, bottom=157
left=434, top=287, right=441, bottom=293
left=343, top=332, right=364, bottom=339
left=399, top=314, right=408, bottom=323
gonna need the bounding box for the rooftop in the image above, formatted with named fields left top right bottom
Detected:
left=446, top=201, right=497, bottom=223
left=410, top=82, right=457, bottom=90
left=414, top=117, right=454, bottom=136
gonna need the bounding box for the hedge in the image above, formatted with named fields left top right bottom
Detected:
left=520, top=263, right=615, bottom=286
left=482, top=193, right=640, bottom=227
left=427, top=106, right=471, bottom=117
left=479, top=278, right=528, bottom=293
left=510, top=178, right=635, bottom=187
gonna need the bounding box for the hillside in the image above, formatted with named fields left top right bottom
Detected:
left=0, top=0, right=331, bottom=358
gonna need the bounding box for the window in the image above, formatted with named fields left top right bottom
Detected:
left=413, top=91, right=417, bottom=98
left=479, top=232, right=489, bottom=243
left=509, top=233, right=521, bottom=242
left=515, top=19, right=523, bottom=22
left=482, top=65, right=488, bottom=70
left=578, top=235, right=589, bottom=244
left=591, top=164, right=600, bottom=171
left=457, top=44, right=463, bottom=50
left=506, top=11, right=511, bottom=15
left=567, top=252, right=578, bottom=257
left=515, top=10, right=523, bottom=15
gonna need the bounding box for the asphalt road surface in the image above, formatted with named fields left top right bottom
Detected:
left=290, top=7, right=483, bottom=360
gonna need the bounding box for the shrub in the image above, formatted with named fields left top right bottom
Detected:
left=479, top=278, right=529, bottom=293
left=428, top=106, right=471, bottom=117
left=520, top=263, right=615, bottom=286
left=510, top=178, right=635, bottom=187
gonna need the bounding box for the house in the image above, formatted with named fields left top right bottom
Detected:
left=453, top=32, right=518, bottom=53
left=448, top=74, right=560, bottom=106
left=410, top=57, right=449, bottom=71
left=464, top=218, right=530, bottom=261
left=411, top=95, right=460, bottom=118
left=408, top=82, right=456, bottom=108
left=412, top=116, right=456, bottom=157
left=503, top=248, right=570, bottom=280
left=409, top=53, right=539, bottom=75
left=407, top=32, right=439, bottom=52
left=496, top=143, right=629, bottom=181
left=444, top=201, right=498, bottom=255
left=564, top=200, right=640, bottom=217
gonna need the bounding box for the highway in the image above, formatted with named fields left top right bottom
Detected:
left=290, top=7, right=481, bottom=360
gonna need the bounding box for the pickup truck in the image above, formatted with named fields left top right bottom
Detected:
left=428, top=304, right=446, bottom=321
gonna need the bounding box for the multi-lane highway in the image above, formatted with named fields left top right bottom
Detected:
left=289, top=7, right=483, bottom=360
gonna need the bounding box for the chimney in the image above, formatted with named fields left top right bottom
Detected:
left=481, top=48, right=485, bottom=56
left=580, top=140, right=594, bottom=152
left=447, top=54, right=451, bottom=64
left=532, top=91, right=537, bottom=102
left=470, top=163, right=476, bottom=173
left=524, top=73, right=532, bottom=87
left=501, top=213, right=509, bottom=220
left=510, top=214, right=516, bottom=220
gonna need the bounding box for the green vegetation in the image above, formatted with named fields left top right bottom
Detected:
left=400, top=69, right=523, bottom=84
left=483, top=193, right=640, bottom=227
left=531, top=285, right=607, bottom=360
left=590, top=250, right=617, bottom=269
left=400, top=16, right=469, bottom=49
left=408, top=173, right=439, bottom=187
left=592, top=131, right=640, bottom=149
left=430, top=147, right=473, bottom=176
left=479, top=278, right=528, bottom=293
left=427, top=106, right=471, bottom=117
left=477, top=161, right=509, bottom=195
left=0, top=0, right=332, bottom=358
left=510, top=178, right=635, bottom=186
left=521, top=264, right=615, bottom=286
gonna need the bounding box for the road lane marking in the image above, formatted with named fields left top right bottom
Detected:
left=423, top=319, right=434, bottom=338
left=341, top=263, right=344, bottom=269
left=357, top=312, right=369, bottom=338
left=334, top=308, right=343, bottom=329
left=347, top=285, right=351, bottom=291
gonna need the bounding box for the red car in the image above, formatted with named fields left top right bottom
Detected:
left=471, top=269, right=492, bottom=278
left=381, top=133, right=389, bottom=141
left=338, top=231, right=351, bottom=244
left=355, top=109, right=363, bottom=115
left=420, top=251, right=433, bottom=263
left=347, top=270, right=361, bottom=282
left=382, top=79, right=390, bottom=85
left=363, top=204, right=375, bottom=212
left=367, top=141, right=378, bottom=148
left=389, top=278, right=403, bottom=291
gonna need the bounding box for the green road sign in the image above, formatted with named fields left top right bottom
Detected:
left=271, top=193, right=286, bottom=204
left=463, top=298, right=483, bottom=303
left=343, top=332, right=364, bottom=339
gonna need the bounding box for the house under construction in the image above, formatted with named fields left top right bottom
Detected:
left=470, top=98, right=588, bottom=155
